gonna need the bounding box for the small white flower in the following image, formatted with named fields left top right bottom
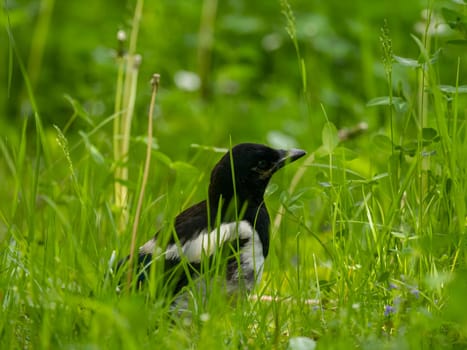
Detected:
left=117, top=30, right=127, bottom=42
left=174, top=71, right=201, bottom=92
left=288, top=336, right=317, bottom=350
left=200, top=313, right=210, bottom=322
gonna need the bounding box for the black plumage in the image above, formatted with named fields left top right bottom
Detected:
left=119, top=143, right=306, bottom=298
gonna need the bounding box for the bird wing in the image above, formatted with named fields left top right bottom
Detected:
left=135, top=200, right=258, bottom=292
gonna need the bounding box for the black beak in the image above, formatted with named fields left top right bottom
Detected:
left=275, top=148, right=306, bottom=170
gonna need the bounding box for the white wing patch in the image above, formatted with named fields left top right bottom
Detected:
left=138, top=220, right=265, bottom=292
left=139, top=220, right=254, bottom=262
left=180, top=221, right=253, bottom=262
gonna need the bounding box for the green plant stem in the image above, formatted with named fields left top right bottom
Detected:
left=121, top=0, right=144, bottom=111
left=115, top=0, right=144, bottom=234
left=198, top=0, right=218, bottom=99
left=120, top=56, right=141, bottom=233
left=126, top=74, right=160, bottom=291
left=26, top=0, right=55, bottom=91
left=113, top=55, right=125, bottom=220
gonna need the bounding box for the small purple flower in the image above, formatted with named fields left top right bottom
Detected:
left=388, top=282, right=398, bottom=290
left=384, top=305, right=395, bottom=316
left=410, top=288, right=420, bottom=299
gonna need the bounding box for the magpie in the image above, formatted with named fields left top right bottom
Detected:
left=119, top=143, right=306, bottom=299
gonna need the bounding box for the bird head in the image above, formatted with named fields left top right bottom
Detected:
left=209, top=143, right=306, bottom=208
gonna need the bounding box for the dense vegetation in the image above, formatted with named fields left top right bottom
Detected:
left=1, top=0, right=467, bottom=348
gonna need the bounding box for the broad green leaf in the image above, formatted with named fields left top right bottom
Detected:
left=367, top=96, right=392, bottom=106
left=170, top=161, right=198, bottom=173
left=265, top=183, right=278, bottom=197
left=79, top=131, right=104, bottom=164
left=422, top=128, right=438, bottom=140
left=429, top=49, right=442, bottom=65
left=134, top=135, right=159, bottom=150
left=333, top=147, right=359, bottom=161
left=64, top=95, right=94, bottom=126
left=372, top=134, right=394, bottom=152
left=439, top=85, right=467, bottom=94
left=410, top=34, right=429, bottom=62
left=321, top=122, right=339, bottom=154
left=88, top=144, right=105, bottom=164
left=152, top=151, right=173, bottom=167
left=367, top=96, right=407, bottom=113
left=314, top=145, right=328, bottom=158
left=394, top=55, right=419, bottom=68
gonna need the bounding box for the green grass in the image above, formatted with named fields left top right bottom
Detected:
left=2, top=0, right=467, bottom=349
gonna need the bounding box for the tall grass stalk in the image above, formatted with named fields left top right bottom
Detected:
left=126, top=74, right=160, bottom=290
left=114, top=0, right=145, bottom=235
left=198, top=0, right=218, bottom=99
left=5, top=16, right=50, bottom=246
left=274, top=0, right=312, bottom=234
left=113, top=30, right=126, bottom=228
left=25, top=0, right=55, bottom=92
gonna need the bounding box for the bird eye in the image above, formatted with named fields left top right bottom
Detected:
left=257, top=160, right=269, bottom=170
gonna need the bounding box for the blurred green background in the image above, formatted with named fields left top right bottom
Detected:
left=4, top=0, right=463, bottom=155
